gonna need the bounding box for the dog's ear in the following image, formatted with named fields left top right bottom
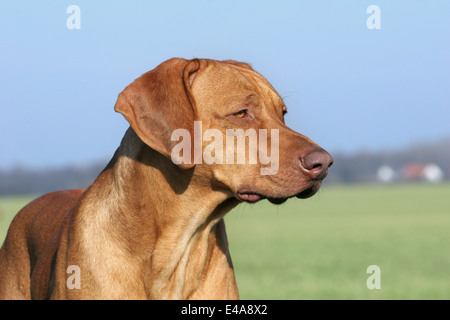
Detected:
left=114, top=58, right=202, bottom=169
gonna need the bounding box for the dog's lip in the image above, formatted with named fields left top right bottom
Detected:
left=236, top=181, right=321, bottom=204
left=295, top=184, right=320, bottom=199
left=236, top=191, right=264, bottom=203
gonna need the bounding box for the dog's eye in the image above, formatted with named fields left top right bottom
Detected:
left=233, top=109, right=247, bottom=118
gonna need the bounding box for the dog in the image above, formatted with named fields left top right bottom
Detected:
left=0, top=58, right=333, bottom=299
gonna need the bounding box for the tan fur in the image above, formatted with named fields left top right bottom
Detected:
left=0, top=58, right=332, bottom=299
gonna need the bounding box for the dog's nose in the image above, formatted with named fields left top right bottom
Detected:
left=300, top=149, right=333, bottom=179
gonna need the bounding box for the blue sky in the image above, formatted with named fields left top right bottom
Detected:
left=1, top=1, right=449, bottom=169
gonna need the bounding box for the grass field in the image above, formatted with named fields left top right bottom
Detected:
left=1, top=183, right=449, bottom=299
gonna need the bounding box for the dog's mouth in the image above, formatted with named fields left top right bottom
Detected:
left=236, top=182, right=321, bottom=205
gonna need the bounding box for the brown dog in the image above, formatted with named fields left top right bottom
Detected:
left=0, top=58, right=332, bottom=299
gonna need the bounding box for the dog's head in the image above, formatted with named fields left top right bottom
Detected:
left=115, top=58, right=333, bottom=204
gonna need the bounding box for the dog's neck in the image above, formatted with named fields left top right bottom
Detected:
left=78, top=128, right=238, bottom=298
left=108, top=127, right=234, bottom=230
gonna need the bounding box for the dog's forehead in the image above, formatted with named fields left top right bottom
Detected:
left=193, top=61, right=252, bottom=91
left=218, top=61, right=285, bottom=107
left=193, top=60, right=283, bottom=107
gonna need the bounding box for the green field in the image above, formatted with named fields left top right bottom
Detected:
left=1, top=183, right=449, bottom=299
